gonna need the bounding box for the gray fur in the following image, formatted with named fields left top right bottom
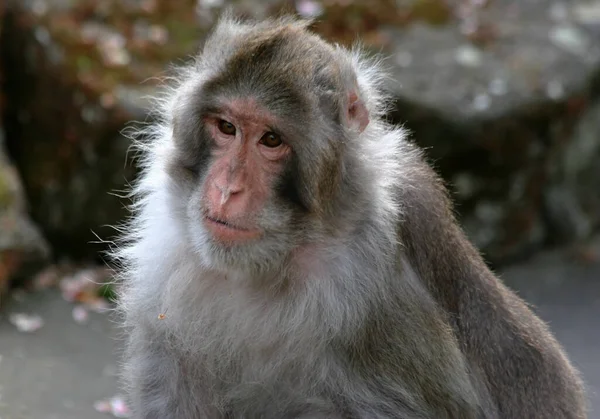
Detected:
left=113, top=15, right=588, bottom=419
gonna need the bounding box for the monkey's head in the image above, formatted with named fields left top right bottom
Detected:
left=164, top=16, right=379, bottom=275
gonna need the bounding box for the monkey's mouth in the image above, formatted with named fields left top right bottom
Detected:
left=206, top=216, right=248, bottom=230
left=204, top=215, right=262, bottom=242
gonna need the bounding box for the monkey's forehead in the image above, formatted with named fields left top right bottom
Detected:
left=198, top=62, right=338, bottom=124
left=188, top=20, right=350, bottom=126
left=202, top=22, right=344, bottom=93
left=209, top=17, right=337, bottom=65
left=196, top=77, right=313, bottom=132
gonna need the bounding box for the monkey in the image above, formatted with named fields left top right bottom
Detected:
left=113, top=14, right=588, bottom=419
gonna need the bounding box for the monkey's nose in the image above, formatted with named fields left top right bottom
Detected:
left=215, top=183, right=243, bottom=195
left=214, top=182, right=244, bottom=207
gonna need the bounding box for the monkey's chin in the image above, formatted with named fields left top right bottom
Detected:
left=203, top=216, right=263, bottom=244
left=189, top=221, right=291, bottom=276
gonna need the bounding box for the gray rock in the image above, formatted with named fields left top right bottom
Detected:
left=383, top=0, right=600, bottom=264
left=543, top=100, right=600, bottom=242
left=384, top=0, right=600, bottom=121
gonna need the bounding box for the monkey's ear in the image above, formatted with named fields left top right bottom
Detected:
left=347, top=92, right=369, bottom=133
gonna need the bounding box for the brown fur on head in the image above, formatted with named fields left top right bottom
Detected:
left=164, top=15, right=380, bottom=275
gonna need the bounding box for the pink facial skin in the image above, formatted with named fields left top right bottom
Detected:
left=201, top=98, right=291, bottom=245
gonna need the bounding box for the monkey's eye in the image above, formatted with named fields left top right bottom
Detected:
left=260, top=132, right=283, bottom=148
left=218, top=120, right=236, bottom=136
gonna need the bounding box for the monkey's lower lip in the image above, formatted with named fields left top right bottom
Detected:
left=204, top=216, right=262, bottom=242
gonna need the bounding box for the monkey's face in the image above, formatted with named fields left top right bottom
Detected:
left=196, top=97, right=299, bottom=270
left=166, top=22, right=371, bottom=275
left=169, top=90, right=313, bottom=274
left=200, top=98, right=290, bottom=241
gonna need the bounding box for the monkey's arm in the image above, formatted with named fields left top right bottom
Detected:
left=397, top=154, right=587, bottom=418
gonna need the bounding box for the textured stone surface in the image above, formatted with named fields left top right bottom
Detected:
left=1, top=0, right=600, bottom=264
left=0, top=140, right=50, bottom=298
left=383, top=0, right=600, bottom=264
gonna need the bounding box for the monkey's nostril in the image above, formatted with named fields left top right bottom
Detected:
left=215, top=183, right=243, bottom=195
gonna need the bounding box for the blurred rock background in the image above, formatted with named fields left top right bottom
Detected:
left=1, top=0, right=600, bottom=295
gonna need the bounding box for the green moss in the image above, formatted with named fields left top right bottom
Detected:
left=409, top=0, right=452, bottom=25
left=0, top=171, right=14, bottom=210
left=97, top=283, right=117, bottom=302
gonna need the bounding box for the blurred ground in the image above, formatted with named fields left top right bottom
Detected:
left=0, top=290, right=121, bottom=419
left=0, top=246, right=598, bottom=419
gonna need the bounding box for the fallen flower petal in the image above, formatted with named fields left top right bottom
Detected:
left=9, top=313, right=44, bottom=333
left=72, top=305, right=89, bottom=324
left=94, top=395, right=131, bottom=418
